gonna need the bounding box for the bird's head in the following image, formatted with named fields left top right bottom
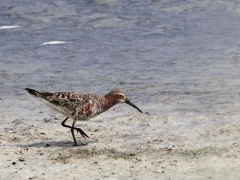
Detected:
left=107, top=89, right=142, bottom=113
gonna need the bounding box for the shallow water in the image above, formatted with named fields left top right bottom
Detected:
left=1, top=0, right=240, bottom=136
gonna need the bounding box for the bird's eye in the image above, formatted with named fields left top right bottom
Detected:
left=118, top=94, right=124, bottom=98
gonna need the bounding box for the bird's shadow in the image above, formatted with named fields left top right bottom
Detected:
left=17, top=139, right=97, bottom=148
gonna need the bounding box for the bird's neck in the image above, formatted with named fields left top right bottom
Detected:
left=101, top=95, right=118, bottom=111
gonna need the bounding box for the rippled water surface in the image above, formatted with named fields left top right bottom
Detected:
left=1, top=0, right=240, bottom=129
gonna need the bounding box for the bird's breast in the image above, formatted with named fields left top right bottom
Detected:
left=75, top=102, right=102, bottom=121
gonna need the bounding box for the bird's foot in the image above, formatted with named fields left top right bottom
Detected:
left=75, top=128, right=89, bottom=139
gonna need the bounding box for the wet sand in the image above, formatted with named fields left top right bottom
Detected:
left=1, top=0, right=240, bottom=179
left=1, top=103, right=240, bottom=180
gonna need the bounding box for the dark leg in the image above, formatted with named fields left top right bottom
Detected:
left=61, top=117, right=69, bottom=127
left=61, top=117, right=89, bottom=139
left=71, top=121, right=77, bottom=146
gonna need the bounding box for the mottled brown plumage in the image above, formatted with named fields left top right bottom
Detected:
left=25, top=88, right=142, bottom=146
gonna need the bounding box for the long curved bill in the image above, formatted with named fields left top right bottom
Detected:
left=125, top=99, right=142, bottom=113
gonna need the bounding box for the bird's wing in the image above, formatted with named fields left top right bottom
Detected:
left=26, top=88, right=98, bottom=117
left=46, top=92, right=94, bottom=111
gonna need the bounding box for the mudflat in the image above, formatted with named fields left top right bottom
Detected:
left=1, top=107, right=239, bottom=180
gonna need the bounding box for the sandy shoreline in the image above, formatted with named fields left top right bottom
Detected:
left=1, top=109, right=240, bottom=180
left=2, top=0, right=240, bottom=179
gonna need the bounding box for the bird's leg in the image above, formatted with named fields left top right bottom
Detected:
left=61, top=117, right=89, bottom=139
left=71, top=121, right=78, bottom=146
left=61, top=117, right=69, bottom=127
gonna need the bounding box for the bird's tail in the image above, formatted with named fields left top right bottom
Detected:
left=25, top=88, right=53, bottom=99
left=25, top=88, right=38, bottom=96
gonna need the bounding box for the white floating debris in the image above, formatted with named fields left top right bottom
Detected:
left=40, top=41, right=72, bottom=45
left=155, top=170, right=163, bottom=173
left=9, top=130, right=14, bottom=133
left=0, top=26, right=20, bottom=29
left=160, top=145, right=178, bottom=151
left=166, top=145, right=178, bottom=150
